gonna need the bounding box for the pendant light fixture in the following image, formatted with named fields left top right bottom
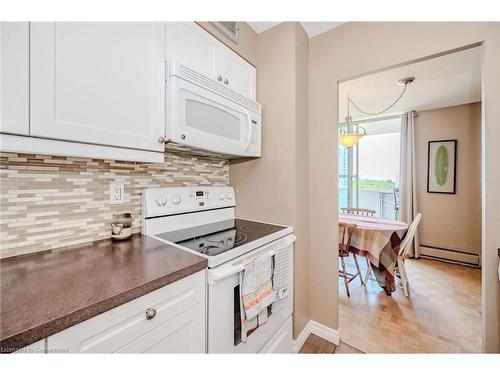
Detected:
left=339, top=95, right=366, bottom=148
left=339, top=76, right=415, bottom=148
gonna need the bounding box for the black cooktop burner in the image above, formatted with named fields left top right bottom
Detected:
left=156, top=218, right=286, bottom=257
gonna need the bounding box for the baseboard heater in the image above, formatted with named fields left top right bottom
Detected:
left=419, top=244, right=480, bottom=267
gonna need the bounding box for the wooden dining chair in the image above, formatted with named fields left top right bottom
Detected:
left=338, top=223, right=363, bottom=297
left=395, top=213, right=422, bottom=297
left=341, top=207, right=376, bottom=285
left=340, top=207, right=376, bottom=216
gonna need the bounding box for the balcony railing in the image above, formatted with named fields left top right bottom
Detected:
left=339, top=188, right=399, bottom=220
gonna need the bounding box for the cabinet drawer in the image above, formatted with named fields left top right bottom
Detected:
left=47, top=270, right=205, bottom=353
left=116, top=301, right=205, bottom=353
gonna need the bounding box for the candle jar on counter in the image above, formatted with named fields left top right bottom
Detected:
left=110, top=213, right=133, bottom=240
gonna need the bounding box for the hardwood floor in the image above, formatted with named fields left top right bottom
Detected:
left=339, top=256, right=482, bottom=353
left=298, top=334, right=364, bottom=354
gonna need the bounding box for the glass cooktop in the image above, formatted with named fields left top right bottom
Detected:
left=156, top=218, right=287, bottom=257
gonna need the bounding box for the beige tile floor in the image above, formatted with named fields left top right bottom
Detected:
left=338, top=256, right=482, bottom=353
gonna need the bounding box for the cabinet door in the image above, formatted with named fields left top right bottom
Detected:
left=13, top=339, right=46, bottom=354
left=217, top=48, right=256, bottom=100
left=0, top=22, right=29, bottom=135
left=166, top=22, right=217, bottom=81
left=30, top=22, right=165, bottom=152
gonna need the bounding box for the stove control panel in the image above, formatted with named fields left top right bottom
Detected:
left=143, top=186, right=235, bottom=218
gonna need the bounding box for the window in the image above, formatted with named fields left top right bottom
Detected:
left=338, top=118, right=401, bottom=219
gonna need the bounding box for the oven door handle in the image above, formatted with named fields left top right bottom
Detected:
left=208, top=249, right=276, bottom=285
left=243, top=110, right=253, bottom=152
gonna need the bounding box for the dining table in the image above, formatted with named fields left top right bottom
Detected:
left=339, top=213, right=409, bottom=295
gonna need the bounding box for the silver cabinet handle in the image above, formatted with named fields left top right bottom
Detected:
left=158, top=136, right=166, bottom=144
left=145, top=308, right=157, bottom=320
left=223, top=78, right=229, bottom=85
left=217, top=75, right=223, bottom=82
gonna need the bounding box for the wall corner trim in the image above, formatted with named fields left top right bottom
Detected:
left=293, top=320, right=341, bottom=353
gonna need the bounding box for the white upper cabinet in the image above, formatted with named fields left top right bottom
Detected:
left=166, top=23, right=256, bottom=100
left=166, top=23, right=218, bottom=82
left=30, top=22, right=166, bottom=152
left=0, top=22, right=29, bottom=135
left=216, top=47, right=256, bottom=100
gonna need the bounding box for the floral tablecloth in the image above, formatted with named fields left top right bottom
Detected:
left=339, top=214, right=409, bottom=294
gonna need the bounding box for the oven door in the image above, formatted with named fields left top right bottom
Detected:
left=167, top=75, right=261, bottom=157
left=207, top=235, right=295, bottom=353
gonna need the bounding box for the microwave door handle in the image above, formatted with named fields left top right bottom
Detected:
left=208, top=250, right=276, bottom=285
left=244, top=110, right=253, bottom=152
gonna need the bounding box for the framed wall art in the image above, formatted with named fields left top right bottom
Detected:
left=427, top=139, right=457, bottom=194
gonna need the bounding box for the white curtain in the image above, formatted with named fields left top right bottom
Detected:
left=399, top=111, right=420, bottom=257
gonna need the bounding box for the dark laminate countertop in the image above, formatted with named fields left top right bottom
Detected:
left=0, top=234, right=207, bottom=352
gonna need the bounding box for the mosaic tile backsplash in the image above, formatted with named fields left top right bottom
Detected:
left=0, top=152, right=229, bottom=258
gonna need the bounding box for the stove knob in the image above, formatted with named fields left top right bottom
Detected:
left=218, top=193, right=225, bottom=201
left=172, top=195, right=181, bottom=205
left=156, top=196, right=167, bottom=206
left=226, top=193, right=233, bottom=201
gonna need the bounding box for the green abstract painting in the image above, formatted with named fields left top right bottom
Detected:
left=435, top=145, right=449, bottom=186
left=427, top=140, right=456, bottom=194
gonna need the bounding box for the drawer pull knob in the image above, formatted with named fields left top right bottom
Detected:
left=145, top=308, right=157, bottom=320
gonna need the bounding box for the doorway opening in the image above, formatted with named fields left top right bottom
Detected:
left=336, top=44, right=483, bottom=353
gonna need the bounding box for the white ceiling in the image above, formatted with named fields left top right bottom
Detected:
left=338, top=46, right=482, bottom=122
left=247, top=22, right=344, bottom=38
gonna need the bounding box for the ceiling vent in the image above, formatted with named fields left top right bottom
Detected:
left=210, top=22, right=240, bottom=44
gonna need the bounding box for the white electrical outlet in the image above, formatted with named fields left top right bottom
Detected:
left=109, top=183, right=124, bottom=204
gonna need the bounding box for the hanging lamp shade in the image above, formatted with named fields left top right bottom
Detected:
left=339, top=116, right=365, bottom=148
left=339, top=132, right=364, bottom=148
left=339, top=76, right=414, bottom=148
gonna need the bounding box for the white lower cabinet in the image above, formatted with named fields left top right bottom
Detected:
left=47, top=270, right=206, bottom=353
left=14, top=339, right=46, bottom=354
left=116, top=302, right=205, bottom=353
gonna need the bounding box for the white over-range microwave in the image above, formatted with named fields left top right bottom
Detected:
left=164, top=62, right=262, bottom=158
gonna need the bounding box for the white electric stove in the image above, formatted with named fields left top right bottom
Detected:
left=142, top=186, right=295, bottom=353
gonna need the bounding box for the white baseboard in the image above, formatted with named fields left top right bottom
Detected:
left=293, top=323, right=311, bottom=353
left=293, top=320, right=341, bottom=353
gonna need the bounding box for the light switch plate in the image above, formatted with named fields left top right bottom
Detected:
left=109, top=183, right=124, bottom=204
